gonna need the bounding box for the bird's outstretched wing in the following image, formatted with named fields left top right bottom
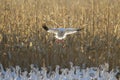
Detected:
left=42, top=24, right=58, bottom=34
left=65, top=28, right=84, bottom=35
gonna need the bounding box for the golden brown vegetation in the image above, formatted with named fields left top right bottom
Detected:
left=0, top=0, right=120, bottom=69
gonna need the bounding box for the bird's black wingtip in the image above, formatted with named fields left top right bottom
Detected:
left=77, top=28, right=84, bottom=31
left=42, top=24, right=49, bottom=31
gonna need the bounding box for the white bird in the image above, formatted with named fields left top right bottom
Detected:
left=42, top=24, right=84, bottom=41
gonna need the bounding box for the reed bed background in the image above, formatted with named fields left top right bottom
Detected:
left=0, top=0, right=120, bottom=70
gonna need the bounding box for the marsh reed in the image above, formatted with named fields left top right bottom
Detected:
left=0, top=0, right=120, bottom=70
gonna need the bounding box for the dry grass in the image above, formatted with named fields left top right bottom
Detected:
left=0, top=0, right=120, bottom=70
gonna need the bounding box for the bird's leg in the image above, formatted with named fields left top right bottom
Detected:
left=55, top=39, right=59, bottom=43
left=60, top=39, right=64, bottom=43
left=55, top=39, right=64, bottom=43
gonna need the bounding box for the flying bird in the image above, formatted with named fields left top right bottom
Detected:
left=42, top=24, right=84, bottom=42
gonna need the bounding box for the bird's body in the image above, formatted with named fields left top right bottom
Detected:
left=54, top=28, right=66, bottom=40
left=42, top=24, right=84, bottom=40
